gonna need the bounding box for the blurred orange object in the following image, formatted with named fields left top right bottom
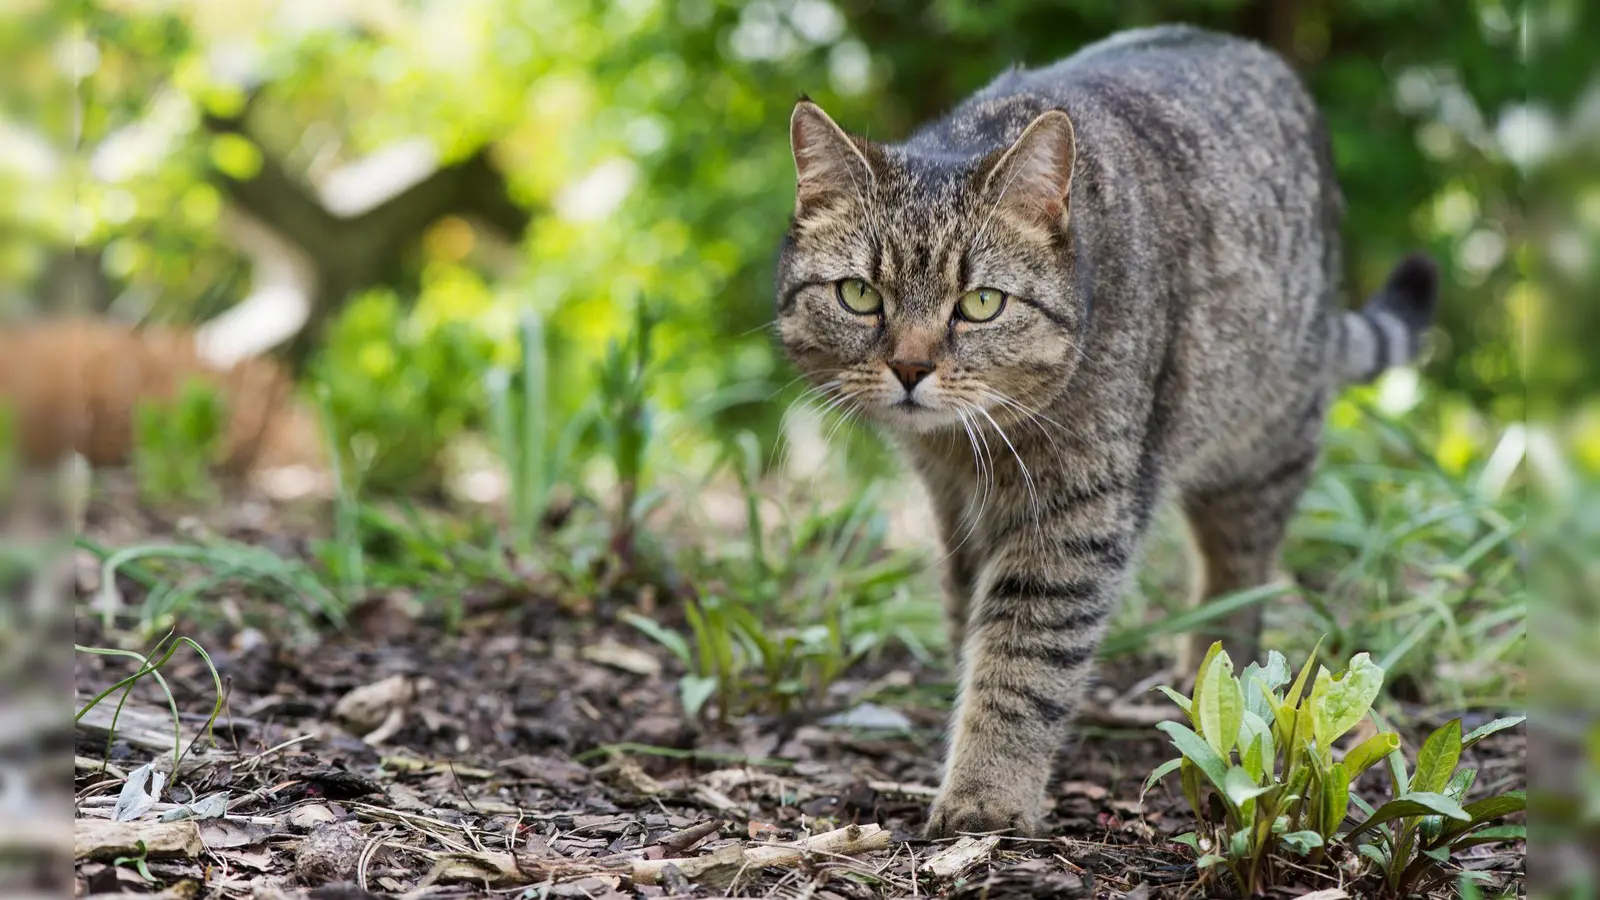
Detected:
left=0, top=318, right=320, bottom=474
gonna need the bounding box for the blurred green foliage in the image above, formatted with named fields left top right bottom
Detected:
left=7, top=0, right=1593, bottom=473
left=310, top=287, right=499, bottom=492
left=132, top=378, right=222, bottom=506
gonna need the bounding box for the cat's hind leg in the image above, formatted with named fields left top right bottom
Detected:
left=1179, top=424, right=1322, bottom=669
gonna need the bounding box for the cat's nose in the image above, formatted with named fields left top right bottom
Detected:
left=888, top=359, right=935, bottom=391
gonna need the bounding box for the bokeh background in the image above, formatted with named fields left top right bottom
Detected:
left=5, top=0, right=1594, bottom=485
left=5, top=0, right=1596, bottom=894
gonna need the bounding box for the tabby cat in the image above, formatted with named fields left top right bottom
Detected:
left=772, top=25, right=1437, bottom=837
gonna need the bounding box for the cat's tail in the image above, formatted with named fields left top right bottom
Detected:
left=1332, top=253, right=1439, bottom=384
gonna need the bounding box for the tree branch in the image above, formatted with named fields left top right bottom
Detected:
left=199, top=105, right=535, bottom=363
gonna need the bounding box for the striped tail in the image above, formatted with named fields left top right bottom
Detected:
left=1333, top=253, right=1439, bottom=384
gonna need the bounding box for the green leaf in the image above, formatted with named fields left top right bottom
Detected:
left=1464, top=790, right=1526, bottom=824
left=1154, top=685, right=1195, bottom=722
left=1241, top=733, right=1265, bottom=782
left=1321, top=763, right=1350, bottom=838
left=1309, top=653, right=1385, bottom=748
left=1172, top=832, right=1201, bottom=853
left=1196, top=853, right=1228, bottom=869
left=1181, top=758, right=1205, bottom=820
left=1342, top=731, right=1402, bottom=778
left=1280, top=830, right=1324, bottom=855
left=622, top=612, right=691, bottom=665
left=1223, top=765, right=1270, bottom=808
left=1260, top=651, right=1291, bottom=692
left=1349, top=793, right=1376, bottom=817
left=1283, top=635, right=1324, bottom=711
left=1443, top=766, right=1478, bottom=802
left=1346, top=792, right=1471, bottom=841
left=1436, top=791, right=1527, bottom=846
left=1461, top=715, right=1526, bottom=750
left=1237, top=671, right=1264, bottom=725
left=1412, top=719, right=1463, bottom=795
left=1450, top=824, right=1526, bottom=848
left=1238, top=711, right=1273, bottom=781
left=678, top=675, right=717, bottom=718
left=1241, top=652, right=1290, bottom=722
left=1196, top=649, right=1243, bottom=756
left=1142, top=758, right=1183, bottom=799
left=1370, top=710, right=1409, bottom=794
left=1229, top=827, right=1251, bottom=859
left=1157, top=721, right=1230, bottom=800
left=1357, top=843, right=1389, bottom=867
left=1191, top=641, right=1225, bottom=723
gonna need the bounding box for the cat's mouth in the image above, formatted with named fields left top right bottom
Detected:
left=878, top=394, right=966, bottom=433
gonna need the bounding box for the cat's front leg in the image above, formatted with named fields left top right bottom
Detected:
left=926, top=506, right=1136, bottom=837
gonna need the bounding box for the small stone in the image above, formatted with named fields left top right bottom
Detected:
left=295, top=821, right=364, bottom=884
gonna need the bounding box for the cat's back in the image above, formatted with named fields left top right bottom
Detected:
left=908, top=25, right=1323, bottom=166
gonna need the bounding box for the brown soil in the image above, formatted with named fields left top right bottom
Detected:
left=70, top=494, right=1524, bottom=899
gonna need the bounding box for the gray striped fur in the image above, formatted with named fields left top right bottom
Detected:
left=772, top=24, right=1437, bottom=837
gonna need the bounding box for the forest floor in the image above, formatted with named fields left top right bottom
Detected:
left=71, top=489, right=1525, bottom=900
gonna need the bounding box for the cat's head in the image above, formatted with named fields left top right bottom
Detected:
left=774, top=100, right=1089, bottom=436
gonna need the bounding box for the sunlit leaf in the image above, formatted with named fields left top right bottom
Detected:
left=1310, top=653, right=1384, bottom=748
left=1342, top=731, right=1402, bottom=778
left=1196, top=648, right=1242, bottom=757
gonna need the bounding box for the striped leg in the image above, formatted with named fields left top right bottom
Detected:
left=1181, top=442, right=1318, bottom=669
left=926, top=480, right=1138, bottom=837
left=928, top=483, right=983, bottom=652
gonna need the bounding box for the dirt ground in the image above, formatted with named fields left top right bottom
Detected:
left=71, top=496, right=1525, bottom=899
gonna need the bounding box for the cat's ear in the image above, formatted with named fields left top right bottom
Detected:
left=982, top=110, right=1077, bottom=228
left=790, top=100, right=874, bottom=219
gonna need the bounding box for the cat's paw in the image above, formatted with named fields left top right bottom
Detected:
left=924, top=788, right=1042, bottom=839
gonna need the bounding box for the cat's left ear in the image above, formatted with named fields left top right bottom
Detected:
left=981, top=110, right=1077, bottom=228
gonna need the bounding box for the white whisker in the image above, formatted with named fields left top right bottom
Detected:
left=971, top=402, right=1042, bottom=532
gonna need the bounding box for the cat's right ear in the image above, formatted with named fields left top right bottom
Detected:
left=790, top=101, right=874, bottom=219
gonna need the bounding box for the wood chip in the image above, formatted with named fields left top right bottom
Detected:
left=866, top=779, right=940, bottom=799
left=581, top=639, right=663, bottom=677
left=1060, top=780, right=1110, bottom=802
left=332, top=675, right=414, bottom=735
left=919, top=835, right=1000, bottom=879
left=74, top=819, right=203, bottom=861
left=655, top=819, right=725, bottom=854
left=288, top=804, right=338, bottom=830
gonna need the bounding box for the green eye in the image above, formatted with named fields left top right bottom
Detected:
left=956, top=287, right=1007, bottom=322
left=835, top=278, right=882, bottom=315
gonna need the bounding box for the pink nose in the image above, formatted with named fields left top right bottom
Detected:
left=888, top=360, right=934, bottom=391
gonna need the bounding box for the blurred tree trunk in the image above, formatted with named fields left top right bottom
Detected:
left=199, top=106, right=535, bottom=368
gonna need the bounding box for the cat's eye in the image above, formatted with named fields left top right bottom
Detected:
left=956, top=288, right=1007, bottom=323
left=835, top=278, right=883, bottom=315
